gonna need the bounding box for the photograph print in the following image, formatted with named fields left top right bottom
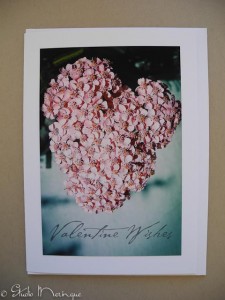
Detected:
left=40, top=46, right=182, bottom=257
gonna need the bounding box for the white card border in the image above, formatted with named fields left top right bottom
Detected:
left=23, top=27, right=209, bottom=275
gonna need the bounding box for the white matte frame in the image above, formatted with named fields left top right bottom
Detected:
left=23, top=28, right=209, bottom=275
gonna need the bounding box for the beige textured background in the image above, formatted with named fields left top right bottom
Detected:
left=0, top=0, right=224, bottom=299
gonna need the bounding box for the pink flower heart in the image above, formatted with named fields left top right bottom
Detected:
left=42, top=57, right=181, bottom=213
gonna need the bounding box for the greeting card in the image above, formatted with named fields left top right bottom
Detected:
left=23, top=28, right=209, bottom=275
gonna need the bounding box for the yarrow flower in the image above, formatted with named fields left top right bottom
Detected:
left=42, top=57, right=181, bottom=213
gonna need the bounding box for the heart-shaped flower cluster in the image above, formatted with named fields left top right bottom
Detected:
left=42, top=57, right=181, bottom=213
